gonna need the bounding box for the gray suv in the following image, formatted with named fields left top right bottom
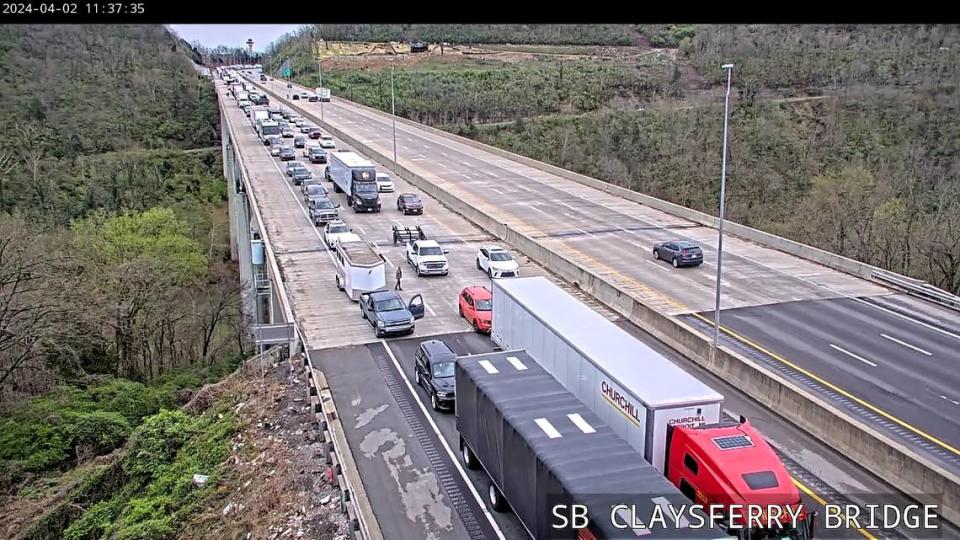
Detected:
left=414, top=339, right=457, bottom=411
left=653, top=240, right=704, bottom=268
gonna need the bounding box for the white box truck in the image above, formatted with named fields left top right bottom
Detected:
left=333, top=240, right=385, bottom=301
left=328, top=151, right=381, bottom=213
left=490, top=276, right=724, bottom=472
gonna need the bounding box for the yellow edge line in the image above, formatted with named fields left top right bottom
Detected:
left=692, top=311, right=960, bottom=457
left=792, top=477, right=876, bottom=540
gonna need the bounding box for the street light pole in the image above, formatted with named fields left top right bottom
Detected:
left=317, top=41, right=325, bottom=122
left=714, top=63, right=734, bottom=347
left=391, top=58, right=398, bottom=172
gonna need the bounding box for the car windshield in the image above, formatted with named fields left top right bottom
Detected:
left=328, top=225, right=349, bottom=234
left=307, top=186, right=323, bottom=195
left=432, top=361, right=455, bottom=379
left=317, top=200, right=334, bottom=209
left=490, top=251, right=513, bottom=261
left=356, top=183, right=378, bottom=193
left=475, top=299, right=492, bottom=311
left=420, top=246, right=443, bottom=256
left=402, top=196, right=418, bottom=203
left=374, top=298, right=405, bottom=311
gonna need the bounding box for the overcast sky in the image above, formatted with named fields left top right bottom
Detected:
left=169, top=25, right=303, bottom=50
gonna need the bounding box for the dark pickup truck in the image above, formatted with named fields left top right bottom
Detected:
left=359, top=290, right=425, bottom=338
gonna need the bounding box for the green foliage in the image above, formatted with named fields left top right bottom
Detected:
left=123, top=410, right=193, bottom=481
left=271, top=24, right=644, bottom=49
left=63, top=500, right=118, bottom=540
left=72, top=207, right=208, bottom=284
left=642, top=24, right=697, bottom=48
left=62, top=411, right=132, bottom=456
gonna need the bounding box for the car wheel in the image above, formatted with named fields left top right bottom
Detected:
left=431, top=392, right=440, bottom=411
left=476, top=258, right=481, bottom=270
left=458, top=303, right=464, bottom=317
left=488, top=268, right=493, bottom=279
left=416, top=266, right=422, bottom=277
left=473, top=319, right=480, bottom=333
left=489, top=482, right=507, bottom=512
left=672, top=257, right=679, bottom=268
left=462, top=442, right=478, bottom=470
left=375, top=327, right=383, bottom=338
left=653, top=249, right=660, bottom=260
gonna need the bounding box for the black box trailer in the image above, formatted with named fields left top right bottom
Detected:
left=456, top=350, right=730, bottom=540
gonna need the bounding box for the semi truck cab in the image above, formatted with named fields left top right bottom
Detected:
left=666, top=417, right=816, bottom=539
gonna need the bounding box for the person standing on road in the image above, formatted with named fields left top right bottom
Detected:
left=395, top=265, right=403, bottom=291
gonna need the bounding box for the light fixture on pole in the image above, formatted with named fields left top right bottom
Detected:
left=714, top=63, right=734, bottom=347
left=391, top=55, right=398, bottom=172
left=316, top=41, right=324, bottom=122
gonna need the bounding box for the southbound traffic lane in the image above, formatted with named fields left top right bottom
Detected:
left=381, top=331, right=530, bottom=540
left=310, top=343, right=503, bottom=540
left=702, top=296, right=960, bottom=451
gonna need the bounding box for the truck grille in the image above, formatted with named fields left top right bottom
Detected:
left=425, top=262, right=445, bottom=269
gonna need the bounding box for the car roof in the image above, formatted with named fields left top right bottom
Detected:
left=482, top=245, right=506, bottom=252
left=420, top=339, right=455, bottom=360
left=376, top=173, right=391, bottom=179
left=400, top=193, right=419, bottom=198
left=463, top=285, right=492, bottom=299
left=326, top=219, right=346, bottom=227
left=675, top=240, right=700, bottom=248
left=416, top=240, right=440, bottom=247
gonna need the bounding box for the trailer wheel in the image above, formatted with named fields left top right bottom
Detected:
left=461, top=442, right=478, bottom=470
left=488, top=482, right=507, bottom=512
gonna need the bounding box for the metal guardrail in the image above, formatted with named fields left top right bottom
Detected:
left=872, top=270, right=960, bottom=311
left=218, top=84, right=381, bottom=540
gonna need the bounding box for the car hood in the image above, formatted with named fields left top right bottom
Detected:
left=474, top=310, right=492, bottom=322
left=376, top=309, right=412, bottom=324
left=433, top=377, right=455, bottom=393
left=403, top=200, right=422, bottom=207
left=417, top=255, right=447, bottom=264
left=489, top=260, right=519, bottom=271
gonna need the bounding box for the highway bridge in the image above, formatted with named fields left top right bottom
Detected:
left=219, top=72, right=960, bottom=539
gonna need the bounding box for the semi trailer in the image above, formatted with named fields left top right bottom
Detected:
left=490, top=276, right=815, bottom=539
left=456, top=350, right=731, bottom=539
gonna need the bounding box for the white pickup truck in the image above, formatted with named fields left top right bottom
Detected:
left=405, top=240, right=449, bottom=276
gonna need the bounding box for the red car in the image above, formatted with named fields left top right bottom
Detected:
left=458, top=286, right=492, bottom=333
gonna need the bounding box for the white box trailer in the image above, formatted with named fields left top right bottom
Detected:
left=334, top=240, right=386, bottom=301
left=491, top=276, right=723, bottom=472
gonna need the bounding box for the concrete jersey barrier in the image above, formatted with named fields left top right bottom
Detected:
left=252, top=78, right=960, bottom=527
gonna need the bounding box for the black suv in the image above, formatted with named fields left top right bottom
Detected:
left=414, top=339, right=457, bottom=411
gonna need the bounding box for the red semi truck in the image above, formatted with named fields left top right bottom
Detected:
left=491, top=277, right=816, bottom=539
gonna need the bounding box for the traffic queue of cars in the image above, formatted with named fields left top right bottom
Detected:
left=235, top=79, right=521, bottom=343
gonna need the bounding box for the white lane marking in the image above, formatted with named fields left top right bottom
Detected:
left=941, top=395, right=960, bottom=406
left=829, top=344, right=878, bottom=367
left=529, top=206, right=549, bottom=217
left=354, top=223, right=367, bottom=234
left=732, top=252, right=960, bottom=343
left=646, top=260, right=669, bottom=272
left=440, top=151, right=448, bottom=157
left=880, top=333, right=932, bottom=356
left=424, top=301, right=438, bottom=317
left=382, top=255, right=394, bottom=268
left=576, top=227, right=597, bottom=239
left=437, top=163, right=447, bottom=169
left=631, top=241, right=648, bottom=250
left=379, top=341, right=507, bottom=540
